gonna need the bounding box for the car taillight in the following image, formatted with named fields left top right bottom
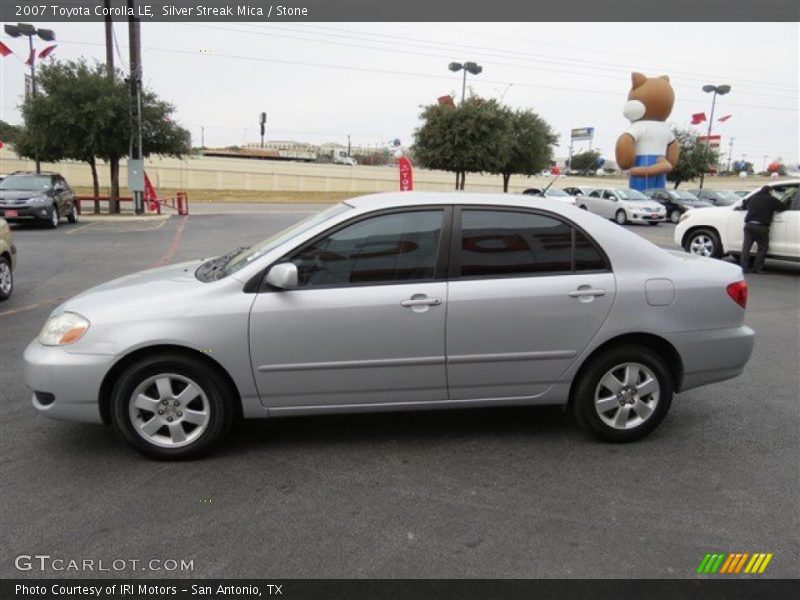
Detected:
left=726, top=281, right=748, bottom=309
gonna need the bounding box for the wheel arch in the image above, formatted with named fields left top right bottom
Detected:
left=98, top=344, right=243, bottom=425
left=568, top=332, right=685, bottom=407
left=681, top=224, right=722, bottom=251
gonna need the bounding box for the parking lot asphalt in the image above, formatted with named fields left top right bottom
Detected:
left=0, top=205, right=798, bottom=579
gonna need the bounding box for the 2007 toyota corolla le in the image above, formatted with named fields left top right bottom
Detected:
left=24, top=193, right=755, bottom=459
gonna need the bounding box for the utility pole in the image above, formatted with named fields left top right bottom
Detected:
left=128, top=0, right=144, bottom=214
left=762, top=155, right=768, bottom=173
left=103, top=0, right=115, bottom=214
left=201, top=126, right=205, bottom=148
left=726, top=137, right=734, bottom=173
left=347, top=134, right=351, bottom=157
left=259, top=112, right=266, bottom=148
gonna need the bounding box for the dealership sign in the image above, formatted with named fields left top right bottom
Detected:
left=398, top=156, right=414, bottom=191
left=571, top=127, right=594, bottom=141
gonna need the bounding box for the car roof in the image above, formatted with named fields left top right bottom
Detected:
left=8, top=171, right=59, bottom=177
left=344, top=191, right=571, bottom=212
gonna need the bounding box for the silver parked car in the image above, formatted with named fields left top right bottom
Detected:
left=24, top=193, right=755, bottom=458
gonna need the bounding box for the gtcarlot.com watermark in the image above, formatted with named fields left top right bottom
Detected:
left=14, top=554, right=194, bottom=573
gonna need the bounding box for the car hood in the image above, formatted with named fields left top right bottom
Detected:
left=0, top=190, right=49, bottom=201
left=57, top=259, right=206, bottom=317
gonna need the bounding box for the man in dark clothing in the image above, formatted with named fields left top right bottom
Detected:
left=740, top=186, right=788, bottom=273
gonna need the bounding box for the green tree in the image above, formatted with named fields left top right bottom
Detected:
left=0, top=120, right=22, bottom=145
left=493, top=108, right=558, bottom=192
left=15, top=59, right=190, bottom=211
left=568, top=149, right=602, bottom=174
left=666, top=127, right=719, bottom=189
left=413, top=96, right=512, bottom=190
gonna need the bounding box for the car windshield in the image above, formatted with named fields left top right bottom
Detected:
left=676, top=191, right=699, bottom=200
left=0, top=175, right=52, bottom=191
left=220, top=203, right=353, bottom=277
left=545, top=188, right=569, bottom=196
left=616, top=189, right=648, bottom=201
left=714, top=192, right=740, bottom=206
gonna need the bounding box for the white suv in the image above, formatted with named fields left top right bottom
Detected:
left=674, top=181, right=799, bottom=261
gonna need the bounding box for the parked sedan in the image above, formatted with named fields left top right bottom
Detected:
left=676, top=181, right=799, bottom=260
left=25, top=193, right=754, bottom=458
left=522, top=187, right=576, bottom=204
left=643, top=189, right=713, bottom=223
left=0, top=171, right=78, bottom=228
left=563, top=186, right=594, bottom=197
left=688, top=189, right=741, bottom=207
left=0, top=217, right=16, bottom=300
left=575, top=188, right=666, bottom=225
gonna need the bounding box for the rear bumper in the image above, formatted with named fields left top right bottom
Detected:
left=665, top=325, right=755, bottom=392
left=23, top=341, right=112, bottom=424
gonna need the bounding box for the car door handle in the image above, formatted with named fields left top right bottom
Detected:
left=568, top=288, right=606, bottom=298
left=401, top=297, right=442, bottom=307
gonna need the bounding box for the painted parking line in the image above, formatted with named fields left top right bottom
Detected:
left=150, top=216, right=189, bottom=268
left=66, top=219, right=168, bottom=235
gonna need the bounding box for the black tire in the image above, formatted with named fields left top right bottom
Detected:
left=579, top=205, right=588, bottom=210
left=572, top=344, right=673, bottom=443
left=648, top=221, right=660, bottom=226
left=111, top=353, right=236, bottom=459
left=670, top=210, right=681, bottom=224
left=47, top=206, right=59, bottom=229
left=614, top=209, right=627, bottom=225
left=67, top=203, right=78, bottom=224
left=0, top=256, right=12, bottom=301
left=683, top=227, right=723, bottom=259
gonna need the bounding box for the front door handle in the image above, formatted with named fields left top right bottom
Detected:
left=401, top=297, right=442, bottom=307
left=568, top=288, right=606, bottom=298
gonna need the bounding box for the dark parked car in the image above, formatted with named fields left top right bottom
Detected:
left=642, top=189, right=713, bottom=223
left=0, top=171, right=77, bottom=229
left=688, top=189, right=741, bottom=207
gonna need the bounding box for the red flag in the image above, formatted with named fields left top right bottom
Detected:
left=691, top=112, right=706, bottom=125
left=398, top=156, right=414, bottom=191
left=0, top=42, right=12, bottom=58
left=143, top=172, right=160, bottom=212
left=38, top=44, right=57, bottom=59
left=25, top=48, right=35, bottom=66
left=718, top=114, right=732, bottom=123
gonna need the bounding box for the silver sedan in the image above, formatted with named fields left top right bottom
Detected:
left=24, top=193, right=755, bottom=458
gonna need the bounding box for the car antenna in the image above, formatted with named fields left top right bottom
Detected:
left=541, top=172, right=561, bottom=194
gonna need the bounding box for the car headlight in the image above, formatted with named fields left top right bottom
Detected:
left=37, top=312, right=90, bottom=346
left=27, top=195, right=49, bottom=205
left=679, top=211, right=693, bottom=222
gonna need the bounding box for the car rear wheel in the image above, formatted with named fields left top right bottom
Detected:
left=670, top=210, right=681, bottom=224
left=579, top=205, right=588, bottom=210
left=684, top=228, right=722, bottom=258
left=48, top=207, right=59, bottom=229
left=111, top=353, right=235, bottom=459
left=572, top=345, right=673, bottom=442
left=0, top=256, right=12, bottom=301
left=615, top=209, right=627, bottom=225
left=67, top=203, right=78, bottom=224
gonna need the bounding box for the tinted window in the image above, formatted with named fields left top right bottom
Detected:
left=589, top=190, right=602, bottom=197
left=291, top=210, right=443, bottom=287
left=459, top=211, right=572, bottom=276
left=574, top=229, right=606, bottom=271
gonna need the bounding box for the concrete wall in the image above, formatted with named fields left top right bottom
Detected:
left=0, top=146, right=772, bottom=194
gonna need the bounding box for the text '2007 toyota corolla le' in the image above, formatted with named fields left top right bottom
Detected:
left=24, top=193, right=755, bottom=459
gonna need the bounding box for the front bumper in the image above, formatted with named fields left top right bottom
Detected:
left=23, top=342, right=113, bottom=423
left=0, top=205, right=53, bottom=221
left=629, top=213, right=666, bottom=224
left=665, top=325, right=755, bottom=392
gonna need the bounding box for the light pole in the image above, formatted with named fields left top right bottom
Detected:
left=448, top=61, right=482, bottom=190
left=698, top=83, right=731, bottom=189
left=448, top=61, right=483, bottom=104
left=4, top=23, right=56, bottom=174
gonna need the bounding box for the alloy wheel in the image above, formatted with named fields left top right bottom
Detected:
left=689, top=234, right=714, bottom=257
left=0, top=261, right=11, bottom=296
left=670, top=211, right=681, bottom=224
left=128, top=373, right=211, bottom=448
left=594, top=362, right=660, bottom=430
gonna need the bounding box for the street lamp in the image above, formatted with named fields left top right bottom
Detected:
left=698, top=83, right=731, bottom=189
left=4, top=23, right=56, bottom=174
left=449, top=61, right=482, bottom=104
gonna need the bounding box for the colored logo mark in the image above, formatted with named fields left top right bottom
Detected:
left=696, top=552, right=773, bottom=574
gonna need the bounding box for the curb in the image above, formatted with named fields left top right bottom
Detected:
left=77, top=214, right=172, bottom=222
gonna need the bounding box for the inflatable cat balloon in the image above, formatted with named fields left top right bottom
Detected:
left=615, top=72, right=679, bottom=191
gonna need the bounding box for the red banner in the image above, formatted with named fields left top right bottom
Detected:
left=398, top=156, right=413, bottom=191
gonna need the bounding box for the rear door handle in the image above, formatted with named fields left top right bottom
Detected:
left=401, top=297, right=442, bottom=307
left=568, top=288, right=606, bottom=298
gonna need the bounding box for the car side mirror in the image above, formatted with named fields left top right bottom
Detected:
left=265, top=263, right=298, bottom=289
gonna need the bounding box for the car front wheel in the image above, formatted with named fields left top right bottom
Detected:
left=573, top=345, right=673, bottom=442
left=67, top=203, right=78, bottom=224
left=111, top=353, right=235, bottom=459
left=684, top=228, right=722, bottom=258
left=0, top=256, right=12, bottom=300
left=47, top=206, right=59, bottom=229
left=614, top=209, right=627, bottom=225
left=670, top=210, right=681, bottom=224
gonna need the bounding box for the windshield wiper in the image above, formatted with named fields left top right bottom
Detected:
left=195, top=247, right=249, bottom=282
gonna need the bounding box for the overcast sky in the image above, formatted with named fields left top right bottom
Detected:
left=1, top=21, right=798, bottom=166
